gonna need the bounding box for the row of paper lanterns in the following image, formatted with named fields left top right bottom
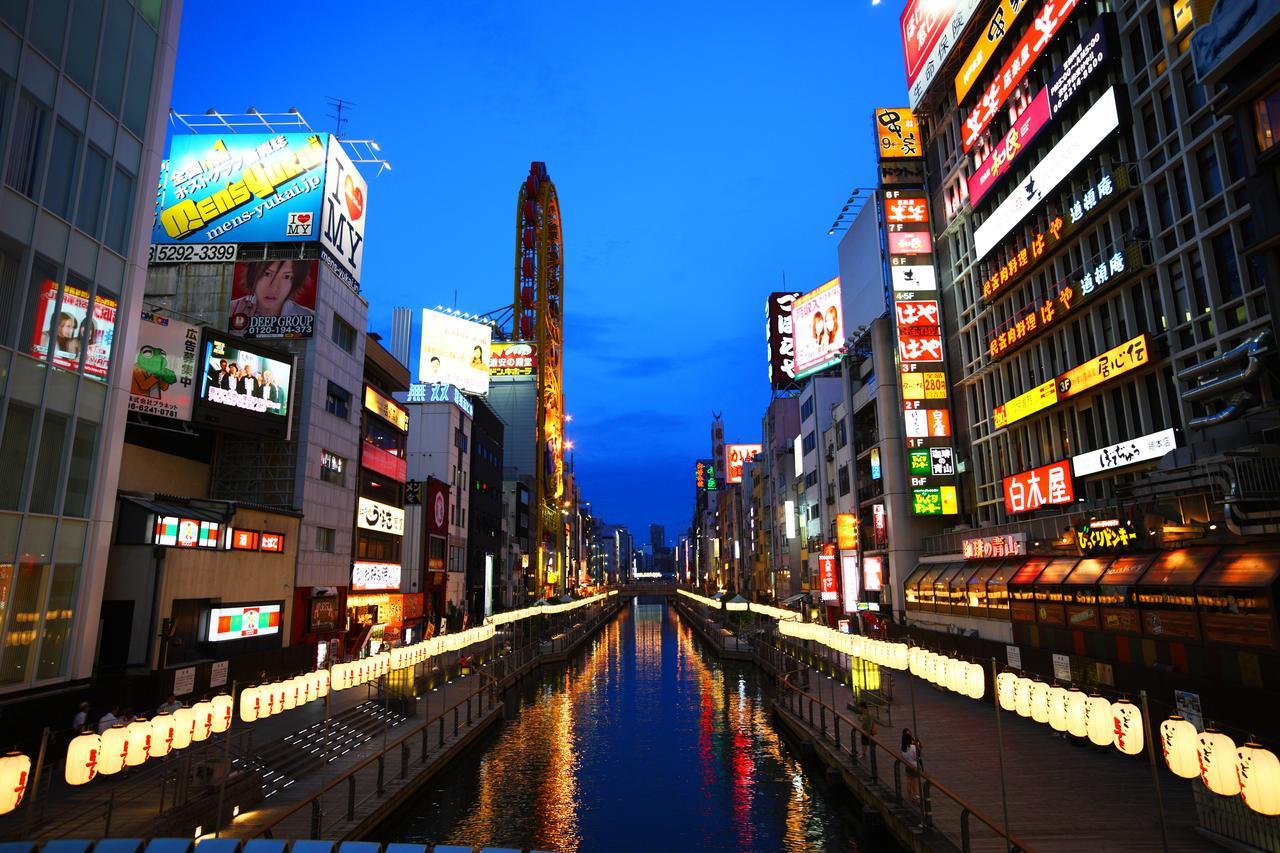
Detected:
left=240, top=668, right=333, bottom=722
left=1160, top=717, right=1280, bottom=815
left=485, top=591, right=614, bottom=626
left=910, top=648, right=985, bottom=700
left=776, top=617, right=911, bottom=670
left=676, top=590, right=803, bottom=623
left=995, top=672, right=1145, bottom=755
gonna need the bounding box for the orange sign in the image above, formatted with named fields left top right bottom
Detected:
left=954, top=0, right=1031, bottom=103
left=1058, top=335, right=1151, bottom=399
left=875, top=108, right=922, bottom=160
left=901, top=370, right=948, bottom=399
left=836, top=514, right=859, bottom=551
left=724, top=444, right=762, bottom=485
left=993, top=379, right=1058, bottom=429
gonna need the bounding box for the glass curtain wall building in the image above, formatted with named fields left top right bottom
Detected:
left=0, top=0, right=182, bottom=692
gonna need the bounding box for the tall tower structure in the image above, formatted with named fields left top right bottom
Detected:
left=512, top=162, right=566, bottom=595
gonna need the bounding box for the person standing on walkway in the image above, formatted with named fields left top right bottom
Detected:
left=97, top=706, right=120, bottom=733
left=858, top=701, right=876, bottom=762
left=72, top=701, right=90, bottom=733
left=902, top=727, right=922, bottom=806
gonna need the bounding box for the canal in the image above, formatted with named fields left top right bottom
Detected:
left=375, top=597, right=864, bottom=852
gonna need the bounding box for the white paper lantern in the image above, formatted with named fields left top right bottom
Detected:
left=317, top=668, right=331, bottom=698
left=149, top=713, right=175, bottom=758
left=0, top=752, right=31, bottom=815
left=1084, top=695, right=1112, bottom=747
left=191, top=701, right=215, bottom=742
left=211, top=693, right=234, bottom=734
left=1198, top=731, right=1241, bottom=796
left=239, top=685, right=262, bottom=722
left=996, top=672, right=1017, bottom=711
left=1159, top=717, right=1198, bottom=779
left=1238, top=743, right=1280, bottom=816
left=124, top=718, right=152, bottom=766
left=65, top=733, right=101, bottom=785
left=98, top=724, right=130, bottom=775
left=1047, top=687, right=1070, bottom=732
left=1014, top=677, right=1033, bottom=718
left=1030, top=681, right=1051, bottom=724
left=171, top=707, right=196, bottom=750
left=1065, top=689, right=1087, bottom=738
left=1111, top=700, right=1144, bottom=755
left=299, top=674, right=312, bottom=705
left=282, top=678, right=298, bottom=711
left=891, top=644, right=909, bottom=671
left=273, top=681, right=288, bottom=714
left=965, top=663, right=985, bottom=700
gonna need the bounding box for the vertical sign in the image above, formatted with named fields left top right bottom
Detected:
left=767, top=291, right=803, bottom=390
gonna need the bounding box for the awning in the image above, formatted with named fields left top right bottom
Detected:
left=1196, top=546, right=1280, bottom=588
left=903, top=565, right=931, bottom=589
left=1138, top=547, right=1219, bottom=587
left=1009, top=556, right=1052, bottom=586
left=119, top=494, right=228, bottom=523
left=1035, top=557, right=1080, bottom=586
left=1099, top=555, right=1155, bottom=586
left=1064, top=557, right=1113, bottom=586
left=780, top=593, right=809, bottom=606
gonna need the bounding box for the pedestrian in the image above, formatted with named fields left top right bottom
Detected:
left=902, top=727, right=922, bottom=806
left=120, top=707, right=136, bottom=725
left=97, top=706, right=120, bottom=733
left=157, top=694, right=183, bottom=714
left=858, top=701, right=876, bottom=762
left=72, top=701, right=90, bottom=733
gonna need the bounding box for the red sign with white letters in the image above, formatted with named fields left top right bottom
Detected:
left=1003, top=459, right=1074, bottom=514
left=894, top=300, right=941, bottom=329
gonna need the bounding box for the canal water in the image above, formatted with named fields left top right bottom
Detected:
left=375, top=598, right=864, bottom=852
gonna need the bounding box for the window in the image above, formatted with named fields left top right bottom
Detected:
left=5, top=94, right=48, bottom=198
left=800, top=397, right=814, bottom=420
left=104, top=168, right=135, bottom=255
left=75, top=147, right=108, bottom=237
left=804, top=470, right=818, bottom=489
left=802, top=432, right=816, bottom=454
left=43, top=123, right=79, bottom=220
left=66, top=0, right=104, bottom=90
left=122, top=22, right=156, bottom=137
left=835, top=420, right=847, bottom=448
left=315, top=527, right=336, bottom=553
left=332, top=313, right=357, bottom=354
left=30, top=0, right=69, bottom=62
left=95, top=0, right=132, bottom=116
left=320, top=450, right=346, bottom=486
left=1212, top=231, right=1243, bottom=301
left=838, top=465, right=851, bottom=496
left=1255, top=86, right=1280, bottom=153
left=325, top=381, right=351, bottom=419
left=1197, top=145, right=1223, bottom=200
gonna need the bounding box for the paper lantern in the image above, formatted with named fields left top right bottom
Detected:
left=65, top=732, right=101, bottom=785
left=98, top=724, right=130, bottom=775
left=239, top=685, right=262, bottom=722
left=171, top=707, right=196, bottom=750
left=1198, top=730, right=1241, bottom=796
left=949, top=659, right=966, bottom=694
left=891, top=644, right=909, bottom=671
left=211, top=693, right=234, bottom=734
left=1065, top=689, right=1087, bottom=738
left=965, top=663, right=985, bottom=700
left=1111, top=700, right=1144, bottom=755
left=282, top=678, right=298, bottom=711
left=273, top=681, right=288, bottom=714
left=124, top=719, right=152, bottom=766
left=149, top=713, right=175, bottom=758
left=0, top=752, right=31, bottom=815
left=996, top=672, right=1017, bottom=711
left=908, top=648, right=923, bottom=676
left=1030, top=681, right=1051, bottom=724
left=1238, top=743, right=1280, bottom=816
left=299, top=674, right=312, bottom=705
left=1084, top=695, right=1112, bottom=747
left=1047, top=687, right=1070, bottom=732
left=1159, top=717, right=1198, bottom=778
left=1014, top=677, right=1033, bottom=718
left=191, top=701, right=215, bottom=742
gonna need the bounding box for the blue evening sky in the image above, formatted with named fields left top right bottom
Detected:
left=170, top=1, right=909, bottom=543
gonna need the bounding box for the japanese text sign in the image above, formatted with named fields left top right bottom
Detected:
left=875, top=108, right=923, bottom=159
left=1003, top=459, right=1074, bottom=514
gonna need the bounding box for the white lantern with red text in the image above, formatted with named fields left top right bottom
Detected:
left=239, top=685, right=262, bottom=722
left=171, top=707, right=196, bottom=750
left=1159, top=717, right=1199, bottom=779
left=1047, top=686, right=1069, bottom=732
left=282, top=678, right=299, bottom=711
left=211, top=693, right=234, bottom=734
left=1237, top=743, right=1280, bottom=816
left=98, top=724, right=129, bottom=775
left=65, top=733, right=101, bottom=785
left=150, top=713, right=175, bottom=759
left=1066, top=689, right=1087, bottom=738
left=996, top=672, right=1017, bottom=711
left=1014, top=677, right=1033, bottom=717
left=1085, top=695, right=1113, bottom=747
left=190, top=700, right=215, bottom=742
left=0, top=752, right=31, bottom=815
left=965, top=663, right=985, bottom=699
left=125, top=718, right=152, bottom=766
left=1030, top=681, right=1051, bottom=724
left=1111, top=700, right=1144, bottom=755
left=317, top=668, right=331, bottom=698
left=273, top=681, right=288, bottom=714
left=1198, top=731, right=1241, bottom=796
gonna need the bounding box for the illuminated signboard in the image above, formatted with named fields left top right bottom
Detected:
left=357, top=497, right=405, bottom=536
left=873, top=504, right=887, bottom=548
left=993, top=379, right=1058, bottom=429
left=791, top=277, right=844, bottom=379
left=961, top=0, right=1083, bottom=152
left=888, top=230, right=933, bottom=256
left=841, top=555, right=861, bottom=612
left=891, top=264, right=938, bottom=293
left=901, top=371, right=948, bottom=399
left=955, top=0, right=1033, bottom=103
left=884, top=194, right=930, bottom=226
left=1004, top=459, right=1074, bottom=514
left=259, top=531, right=285, bottom=552
left=902, top=0, right=984, bottom=108
left=819, top=543, right=839, bottom=602
left=1072, top=428, right=1177, bottom=477
left=910, top=447, right=956, bottom=477
left=864, top=556, right=884, bottom=592
left=362, top=443, right=407, bottom=483
left=1076, top=519, right=1137, bottom=552
left=870, top=447, right=882, bottom=479
left=836, top=514, right=859, bottom=550
left=231, top=529, right=259, bottom=551
left=194, top=331, right=295, bottom=439
left=974, top=87, right=1121, bottom=261
left=963, top=532, right=1028, bottom=559
left=724, top=444, right=762, bottom=484
left=364, top=386, right=408, bottom=431
left=419, top=309, right=492, bottom=396
left=154, top=517, right=221, bottom=549
left=1058, top=334, right=1151, bottom=398
left=988, top=244, right=1139, bottom=361
left=489, top=341, right=536, bottom=377
left=208, top=604, right=280, bottom=642
left=228, top=260, right=318, bottom=340
left=875, top=108, right=922, bottom=159
left=912, top=486, right=958, bottom=516
left=980, top=168, right=1130, bottom=303
left=898, top=329, right=944, bottom=362
left=129, top=312, right=198, bottom=421
left=30, top=280, right=116, bottom=382
left=406, top=382, right=475, bottom=417
left=904, top=404, right=952, bottom=438
left=766, top=291, right=803, bottom=390
left=894, top=300, right=941, bottom=329
left=695, top=459, right=719, bottom=492
left=351, top=561, right=402, bottom=592
left=967, top=16, right=1112, bottom=208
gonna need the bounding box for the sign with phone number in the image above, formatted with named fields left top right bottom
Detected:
left=149, top=244, right=239, bottom=264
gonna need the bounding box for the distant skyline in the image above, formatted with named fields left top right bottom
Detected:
left=170, top=1, right=910, bottom=538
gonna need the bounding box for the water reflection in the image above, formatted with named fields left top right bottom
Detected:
left=377, top=599, right=855, bottom=851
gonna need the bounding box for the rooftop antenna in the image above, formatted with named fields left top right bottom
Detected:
left=326, top=96, right=354, bottom=139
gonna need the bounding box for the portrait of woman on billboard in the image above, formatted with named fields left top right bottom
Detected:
left=228, top=260, right=317, bottom=339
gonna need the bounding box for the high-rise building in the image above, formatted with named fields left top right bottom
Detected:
left=649, top=523, right=664, bottom=552
left=0, top=0, right=182, bottom=693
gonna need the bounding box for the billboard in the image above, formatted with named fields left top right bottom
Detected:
left=841, top=555, right=861, bottom=613
left=228, top=259, right=318, bottom=338
left=695, top=459, right=719, bottom=492
left=319, top=139, right=367, bottom=284
left=791, top=277, right=844, bottom=379
left=766, top=291, right=803, bottom=390
left=29, top=280, right=116, bottom=381
left=725, top=444, right=762, bottom=485
left=1057, top=334, right=1150, bottom=399
left=902, top=0, right=984, bottom=107
left=955, top=0, right=1033, bottom=103
left=358, top=496, right=405, bottom=537
left=1073, top=428, right=1177, bottom=477
left=836, top=514, right=859, bottom=550
left=128, top=312, right=199, bottom=421
left=1003, top=459, right=1074, bottom=514
left=819, top=543, right=838, bottom=602
left=208, top=603, right=281, bottom=642
left=993, top=379, right=1058, bottom=429
left=419, top=309, right=492, bottom=395
left=351, top=561, right=402, bottom=592
left=364, top=386, right=409, bottom=431
left=874, top=108, right=922, bottom=159
left=193, top=331, right=294, bottom=439
left=489, top=341, right=536, bottom=377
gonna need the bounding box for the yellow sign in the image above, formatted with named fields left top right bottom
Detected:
left=836, top=514, right=859, bottom=550
left=901, top=370, right=948, bottom=400
left=954, top=0, right=1031, bottom=104
left=1058, top=334, right=1151, bottom=399
left=875, top=108, right=922, bottom=160
left=364, top=386, right=409, bottom=431
left=993, top=379, right=1058, bottom=429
